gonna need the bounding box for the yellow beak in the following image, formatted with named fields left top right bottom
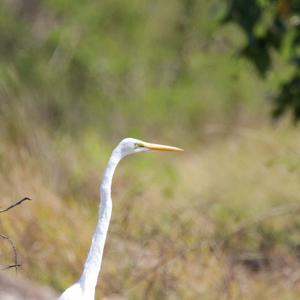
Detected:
left=142, top=142, right=184, bottom=152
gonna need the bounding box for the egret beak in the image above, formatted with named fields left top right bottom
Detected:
left=142, top=142, right=184, bottom=152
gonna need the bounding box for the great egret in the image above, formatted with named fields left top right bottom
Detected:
left=59, top=138, right=183, bottom=300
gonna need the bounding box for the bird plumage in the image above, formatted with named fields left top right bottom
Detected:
left=59, top=138, right=182, bottom=300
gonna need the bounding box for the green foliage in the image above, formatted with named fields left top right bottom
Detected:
left=223, top=0, right=300, bottom=121
left=0, top=0, right=265, bottom=144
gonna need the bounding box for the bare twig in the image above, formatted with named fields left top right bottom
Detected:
left=0, top=264, right=21, bottom=270
left=0, top=233, right=19, bottom=273
left=0, top=197, right=31, bottom=213
left=0, top=197, right=31, bottom=272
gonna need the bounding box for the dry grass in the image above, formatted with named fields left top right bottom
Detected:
left=1, top=122, right=300, bottom=299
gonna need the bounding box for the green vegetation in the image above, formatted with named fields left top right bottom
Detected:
left=224, top=0, right=300, bottom=120
left=1, top=0, right=300, bottom=299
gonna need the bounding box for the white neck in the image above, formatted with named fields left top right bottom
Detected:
left=78, top=148, right=122, bottom=296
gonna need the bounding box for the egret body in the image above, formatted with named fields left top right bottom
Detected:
left=59, top=138, right=183, bottom=300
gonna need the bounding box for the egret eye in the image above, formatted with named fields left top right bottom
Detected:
left=134, top=142, right=145, bottom=148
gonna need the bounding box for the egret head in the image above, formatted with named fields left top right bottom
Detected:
left=117, top=138, right=183, bottom=157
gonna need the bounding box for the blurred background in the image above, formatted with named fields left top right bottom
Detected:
left=1, top=0, right=300, bottom=299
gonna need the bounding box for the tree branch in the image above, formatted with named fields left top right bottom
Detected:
left=0, top=264, right=21, bottom=270
left=0, top=197, right=32, bottom=272
left=0, top=197, right=31, bottom=213
left=0, top=233, right=19, bottom=273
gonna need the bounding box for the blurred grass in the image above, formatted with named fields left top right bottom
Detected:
left=1, top=122, right=300, bottom=299
left=1, top=0, right=300, bottom=299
